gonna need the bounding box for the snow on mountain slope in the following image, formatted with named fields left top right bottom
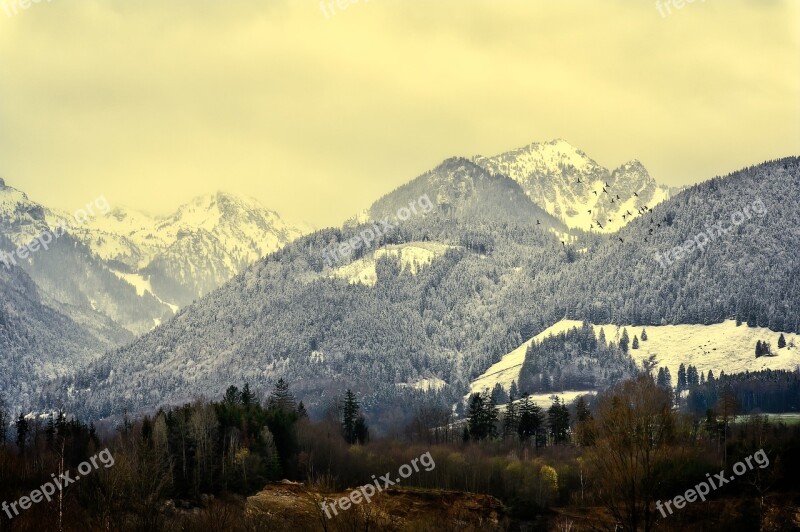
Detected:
left=398, top=378, right=448, bottom=392
left=79, top=192, right=310, bottom=307
left=82, top=192, right=307, bottom=271
left=471, top=319, right=800, bottom=395
left=470, top=320, right=586, bottom=395
left=328, top=241, right=455, bottom=286
left=0, top=179, right=52, bottom=244
left=152, top=192, right=305, bottom=265
left=473, top=140, right=675, bottom=232
left=2, top=178, right=309, bottom=334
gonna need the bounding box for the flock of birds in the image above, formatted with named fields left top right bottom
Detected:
left=534, top=178, right=670, bottom=248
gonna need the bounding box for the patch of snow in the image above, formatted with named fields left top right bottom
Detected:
left=329, top=241, right=455, bottom=286
left=399, top=378, right=447, bottom=392
left=471, top=319, right=800, bottom=396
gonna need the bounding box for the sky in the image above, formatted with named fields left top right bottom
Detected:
left=0, top=0, right=798, bottom=228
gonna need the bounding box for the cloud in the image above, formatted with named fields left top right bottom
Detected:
left=0, top=0, right=798, bottom=226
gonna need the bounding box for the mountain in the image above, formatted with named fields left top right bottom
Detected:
left=50, top=157, right=567, bottom=420
left=0, top=182, right=309, bottom=337
left=50, top=156, right=800, bottom=427
left=80, top=192, right=310, bottom=307
left=0, top=180, right=162, bottom=338
left=473, top=139, right=674, bottom=232
left=0, top=233, right=114, bottom=412
left=0, top=179, right=309, bottom=413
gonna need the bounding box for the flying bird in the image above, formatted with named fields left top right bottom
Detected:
left=537, top=220, right=541, bottom=225
left=577, top=178, right=582, bottom=184
left=616, top=195, right=621, bottom=200
left=619, top=237, right=624, bottom=243
left=593, top=191, right=598, bottom=196
left=597, top=221, right=604, bottom=229
left=605, top=181, right=610, bottom=187
left=626, top=210, right=632, bottom=216
left=588, top=209, right=592, bottom=214
left=633, top=192, right=639, bottom=197
left=602, top=187, right=608, bottom=194
left=610, top=198, right=615, bottom=203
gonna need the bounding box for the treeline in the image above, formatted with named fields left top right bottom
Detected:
left=686, top=369, right=800, bottom=415
left=3, top=371, right=800, bottom=530
left=0, top=379, right=373, bottom=530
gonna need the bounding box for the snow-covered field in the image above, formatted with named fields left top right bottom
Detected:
left=734, top=413, right=800, bottom=425
left=525, top=390, right=596, bottom=409
left=470, top=320, right=585, bottom=395
left=329, top=241, right=455, bottom=286
left=471, top=319, right=800, bottom=396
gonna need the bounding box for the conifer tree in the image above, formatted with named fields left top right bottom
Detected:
left=268, top=379, right=296, bottom=412
left=241, top=383, right=255, bottom=407
left=224, top=385, right=241, bottom=405
left=342, top=390, right=361, bottom=444
left=687, top=365, right=699, bottom=387
left=517, top=394, right=545, bottom=446
left=657, top=367, right=667, bottom=388
left=491, top=383, right=508, bottom=405
left=15, top=414, right=28, bottom=454
left=573, top=395, right=595, bottom=446
left=620, top=328, right=630, bottom=353
left=467, top=392, right=497, bottom=441
left=677, top=363, right=687, bottom=393
left=548, top=397, right=570, bottom=444
left=503, top=395, right=518, bottom=439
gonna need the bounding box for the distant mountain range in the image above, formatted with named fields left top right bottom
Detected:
left=41, top=149, right=799, bottom=425
left=0, top=181, right=309, bottom=411
left=3, top=141, right=796, bottom=425
left=0, top=182, right=309, bottom=335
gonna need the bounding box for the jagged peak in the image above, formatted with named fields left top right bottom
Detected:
left=614, top=159, right=648, bottom=172
left=435, top=156, right=479, bottom=170
left=529, top=138, right=584, bottom=153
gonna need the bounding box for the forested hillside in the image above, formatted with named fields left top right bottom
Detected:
left=50, top=157, right=800, bottom=427
left=0, top=235, right=112, bottom=410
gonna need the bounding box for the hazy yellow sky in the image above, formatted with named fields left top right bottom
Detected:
left=0, top=0, right=798, bottom=227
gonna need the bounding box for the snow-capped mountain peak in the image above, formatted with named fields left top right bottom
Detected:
left=472, top=140, right=674, bottom=232
left=1, top=182, right=310, bottom=336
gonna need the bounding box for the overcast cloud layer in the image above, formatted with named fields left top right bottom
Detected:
left=0, top=0, right=798, bottom=227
